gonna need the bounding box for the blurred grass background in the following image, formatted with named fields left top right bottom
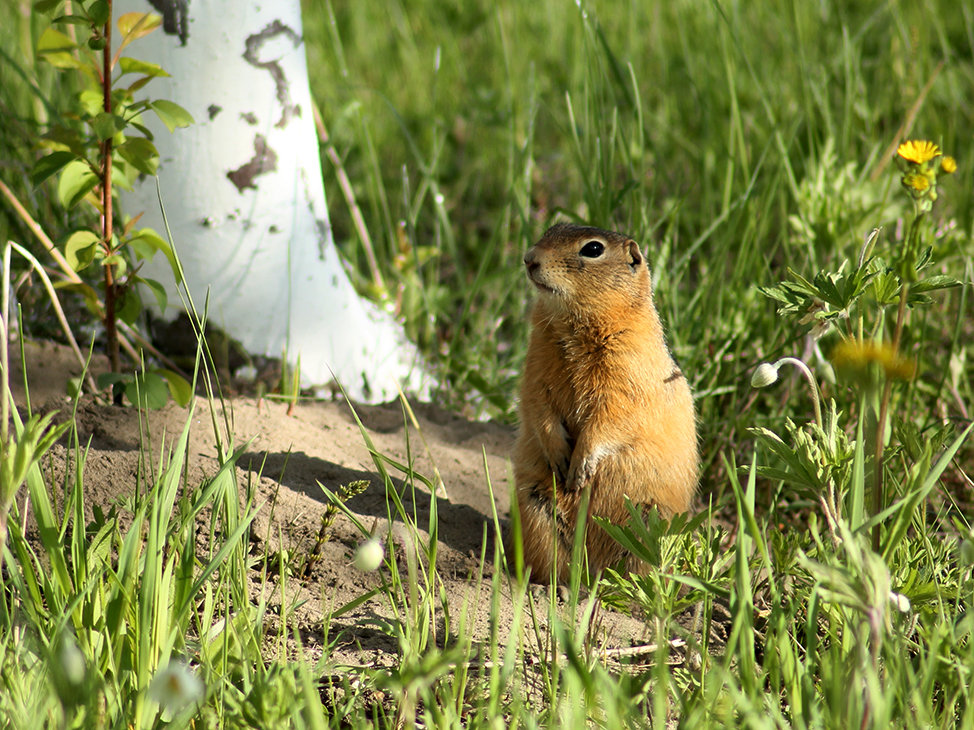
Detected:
left=2, top=0, right=972, bottom=477
left=300, top=0, right=973, bottom=488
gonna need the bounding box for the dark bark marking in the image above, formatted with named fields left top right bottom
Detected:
left=148, top=0, right=190, bottom=46
left=242, top=20, right=302, bottom=129
left=240, top=111, right=258, bottom=125
left=226, top=134, right=278, bottom=192
left=207, top=104, right=222, bottom=120
left=300, top=167, right=331, bottom=258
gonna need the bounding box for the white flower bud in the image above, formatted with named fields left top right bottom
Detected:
left=149, top=661, right=204, bottom=715
left=353, top=538, right=384, bottom=572
left=888, top=591, right=911, bottom=614
left=751, top=362, right=780, bottom=388
left=58, top=636, right=86, bottom=686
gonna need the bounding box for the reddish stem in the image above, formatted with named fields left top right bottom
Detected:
left=101, top=0, right=119, bottom=372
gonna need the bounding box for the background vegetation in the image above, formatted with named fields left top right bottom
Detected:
left=304, top=0, right=972, bottom=467
left=1, top=0, right=972, bottom=727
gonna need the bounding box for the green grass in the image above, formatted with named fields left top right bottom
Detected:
left=2, top=0, right=974, bottom=726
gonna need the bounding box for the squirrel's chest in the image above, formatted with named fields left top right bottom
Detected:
left=529, top=330, right=637, bottom=418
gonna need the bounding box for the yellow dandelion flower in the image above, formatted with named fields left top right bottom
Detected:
left=941, top=155, right=957, bottom=174
left=903, top=172, right=930, bottom=193
left=896, top=139, right=941, bottom=165
left=831, top=340, right=914, bottom=383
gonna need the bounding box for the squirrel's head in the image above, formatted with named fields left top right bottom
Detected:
left=524, top=223, right=651, bottom=315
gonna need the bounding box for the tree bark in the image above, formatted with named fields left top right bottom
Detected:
left=118, top=0, right=427, bottom=402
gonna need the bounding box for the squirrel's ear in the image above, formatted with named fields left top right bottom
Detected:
left=626, top=240, right=643, bottom=271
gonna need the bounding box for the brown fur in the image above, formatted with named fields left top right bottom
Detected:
left=511, top=223, right=699, bottom=582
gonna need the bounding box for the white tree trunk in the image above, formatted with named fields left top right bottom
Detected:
left=118, top=0, right=427, bottom=403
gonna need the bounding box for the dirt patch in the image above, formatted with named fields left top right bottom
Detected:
left=10, top=340, right=663, bottom=670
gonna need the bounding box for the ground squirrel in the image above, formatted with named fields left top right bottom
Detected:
left=511, top=222, right=699, bottom=582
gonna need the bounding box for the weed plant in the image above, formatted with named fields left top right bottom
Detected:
left=1, top=0, right=973, bottom=727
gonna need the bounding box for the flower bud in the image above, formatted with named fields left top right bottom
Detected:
left=888, top=591, right=911, bottom=614
left=353, top=538, right=384, bottom=572
left=750, top=362, right=779, bottom=388
left=148, top=661, right=204, bottom=715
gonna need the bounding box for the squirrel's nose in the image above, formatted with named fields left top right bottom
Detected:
left=523, top=248, right=538, bottom=270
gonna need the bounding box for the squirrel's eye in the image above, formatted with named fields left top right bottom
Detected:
left=579, top=240, right=604, bottom=258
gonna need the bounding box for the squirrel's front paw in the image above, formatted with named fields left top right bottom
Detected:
left=567, top=442, right=623, bottom=491
left=567, top=444, right=609, bottom=490
left=567, top=459, right=594, bottom=491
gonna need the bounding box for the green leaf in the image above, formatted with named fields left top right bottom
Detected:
left=129, top=229, right=181, bottom=284
left=100, top=252, right=127, bottom=278
left=118, top=11, right=162, bottom=38
left=125, top=99, right=153, bottom=114
left=42, top=52, right=83, bottom=71
left=150, top=100, right=195, bottom=132
left=126, top=371, right=169, bottom=410
left=116, top=287, right=142, bottom=326
left=129, top=121, right=155, bottom=140
left=96, top=371, right=128, bottom=390
left=116, top=136, right=159, bottom=175
left=127, top=229, right=164, bottom=258
left=870, top=271, right=900, bottom=306
left=64, top=230, right=100, bottom=272
left=31, top=150, right=76, bottom=187
left=118, top=57, right=169, bottom=79
left=911, top=275, right=962, bottom=293
left=79, top=89, right=104, bottom=117
left=36, top=27, right=80, bottom=68
left=159, top=369, right=193, bottom=407
left=37, top=27, right=75, bottom=54
left=50, top=15, right=91, bottom=26
left=137, top=276, right=168, bottom=312
left=91, top=112, right=122, bottom=141
left=126, top=75, right=156, bottom=93
left=117, top=12, right=162, bottom=55
left=57, top=160, right=99, bottom=208
left=88, top=0, right=110, bottom=26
